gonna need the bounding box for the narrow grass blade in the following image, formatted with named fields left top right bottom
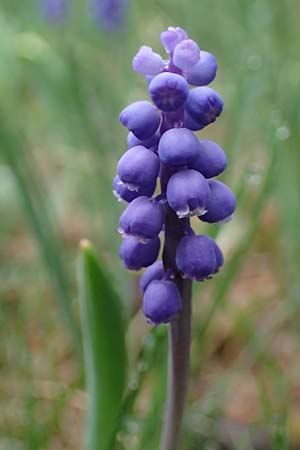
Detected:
left=78, top=240, right=127, bottom=450
left=0, top=114, right=81, bottom=352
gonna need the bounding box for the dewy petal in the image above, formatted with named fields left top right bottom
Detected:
left=132, top=46, right=164, bottom=76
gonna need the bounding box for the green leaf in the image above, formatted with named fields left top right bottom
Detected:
left=78, top=240, right=127, bottom=450
left=0, top=112, right=81, bottom=354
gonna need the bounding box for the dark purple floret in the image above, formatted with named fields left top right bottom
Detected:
left=143, top=280, right=182, bottom=324
left=120, top=101, right=161, bottom=140
left=158, top=127, right=199, bottom=166
left=113, top=175, right=156, bottom=203
left=185, top=87, right=224, bottom=129
left=200, top=180, right=236, bottom=224
left=140, top=261, right=165, bottom=293
left=89, top=0, right=128, bottom=30
left=176, top=234, right=217, bottom=281
left=117, top=145, right=160, bottom=191
left=39, top=0, right=70, bottom=22
left=188, top=140, right=227, bottom=179
left=127, top=131, right=160, bottom=150
left=119, top=196, right=165, bottom=241
left=149, top=73, right=189, bottom=112
left=166, top=169, right=210, bottom=218
left=186, top=51, right=218, bottom=86
left=119, top=236, right=160, bottom=270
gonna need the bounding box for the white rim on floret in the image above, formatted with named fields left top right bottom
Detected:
left=117, top=179, right=140, bottom=192
left=112, top=190, right=124, bottom=203
left=176, top=206, right=207, bottom=219
left=117, top=227, right=151, bottom=244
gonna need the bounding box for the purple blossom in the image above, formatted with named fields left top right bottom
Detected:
left=89, top=0, right=128, bottom=30
left=39, top=0, right=70, bottom=23
left=114, top=26, right=234, bottom=324
left=143, top=280, right=182, bottom=324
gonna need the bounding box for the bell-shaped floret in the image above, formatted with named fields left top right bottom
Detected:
left=166, top=169, right=210, bottom=218
left=186, top=51, right=217, bottom=86
left=143, top=280, right=182, bottom=324
left=200, top=180, right=236, bottom=224
left=119, top=236, right=160, bottom=270
left=176, top=234, right=217, bottom=281
left=185, top=87, right=224, bottom=130
left=119, top=101, right=160, bottom=140
left=119, top=196, right=165, bottom=241
left=149, top=73, right=189, bottom=112
left=113, top=175, right=156, bottom=203
left=117, top=145, right=160, bottom=192
left=188, top=140, right=227, bottom=179
left=158, top=127, right=199, bottom=166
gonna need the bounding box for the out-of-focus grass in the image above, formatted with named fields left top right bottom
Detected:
left=1, top=0, right=300, bottom=449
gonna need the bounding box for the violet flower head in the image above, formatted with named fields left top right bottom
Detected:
left=39, top=0, right=70, bottom=23
left=114, top=26, right=236, bottom=324
left=89, top=0, right=128, bottom=30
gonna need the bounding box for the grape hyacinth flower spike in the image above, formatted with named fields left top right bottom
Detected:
left=89, top=0, right=128, bottom=30
left=113, top=26, right=236, bottom=450
left=39, top=0, right=70, bottom=23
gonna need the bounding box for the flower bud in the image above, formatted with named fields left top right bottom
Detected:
left=158, top=127, right=199, bottom=166
left=166, top=169, right=210, bottom=218
left=119, top=101, right=160, bottom=140
left=200, top=180, right=236, bottom=224
left=132, top=46, right=164, bottom=76
left=160, top=27, right=188, bottom=53
left=186, top=51, right=217, bottom=86
left=176, top=234, right=217, bottom=280
left=117, top=145, right=160, bottom=191
left=173, top=39, right=200, bottom=71
left=149, top=73, right=189, bottom=112
left=140, top=261, right=165, bottom=293
left=188, top=140, right=227, bottom=179
left=127, top=131, right=160, bottom=150
left=185, top=87, right=224, bottom=129
left=119, top=236, right=160, bottom=270
left=119, top=197, right=165, bottom=241
left=113, top=175, right=156, bottom=203
left=143, top=280, right=182, bottom=324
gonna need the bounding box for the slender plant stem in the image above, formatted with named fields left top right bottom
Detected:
left=160, top=277, right=192, bottom=450
left=159, top=201, right=193, bottom=450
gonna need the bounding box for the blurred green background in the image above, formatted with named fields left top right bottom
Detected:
left=1, top=0, right=300, bottom=449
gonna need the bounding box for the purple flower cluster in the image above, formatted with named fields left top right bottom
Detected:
left=89, top=0, right=128, bottom=30
left=114, top=27, right=236, bottom=325
left=39, top=0, right=128, bottom=29
left=39, top=0, right=70, bottom=23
